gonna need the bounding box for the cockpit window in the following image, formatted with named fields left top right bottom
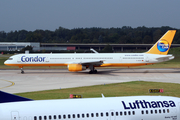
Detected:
left=8, top=58, right=13, bottom=60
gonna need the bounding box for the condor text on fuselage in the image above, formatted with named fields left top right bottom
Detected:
left=21, top=56, right=46, bottom=62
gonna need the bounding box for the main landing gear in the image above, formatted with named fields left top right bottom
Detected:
left=89, top=65, right=97, bottom=74
left=21, top=68, right=24, bottom=74
left=89, top=69, right=97, bottom=74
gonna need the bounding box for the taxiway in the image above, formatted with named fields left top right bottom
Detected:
left=0, top=69, right=180, bottom=93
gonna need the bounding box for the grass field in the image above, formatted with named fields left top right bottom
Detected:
left=15, top=81, right=180, bottom=100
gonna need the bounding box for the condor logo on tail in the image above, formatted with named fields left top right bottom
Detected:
left=157, top=40, right=169, bottom=52
left=122, top=100, right=176, bottom=109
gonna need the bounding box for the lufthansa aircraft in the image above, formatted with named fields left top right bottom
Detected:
left=4, top=30, right=176, bottom=74
left=0, top=91, right=179, bottom=120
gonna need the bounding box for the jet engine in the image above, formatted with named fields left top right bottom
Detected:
left=68, top=64, right=86, bottom=72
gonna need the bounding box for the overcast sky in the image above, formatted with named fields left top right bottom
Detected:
left=1, top=0, right=180, bottom=32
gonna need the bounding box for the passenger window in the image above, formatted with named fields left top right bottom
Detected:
left=58, top=115, right=61, bottom=119
left=77, top=114, right=80, bottom=118
left=120, top=111, right=123, bottom=116
left=91, top=113, right=94, bottom=117
left=82, top=114, right=85, bottom=118
left=163, top=109, right=165, bottom=113
left=132, top=111, right=135, bottom=115
left=86, top=113, right=89, bottom=118
left=54, top=115, right=56, bottom=119
left=124, top=111, right=126, bottom=115
left=34, top=116, right=37, bottom=120
left=101, top=113, right=103, bottom=117
left=63, top=115, right=66, bottom=119
left=96, top=113, right=99, bottom=117
left=151, top=110, right=153, bottom=114
left=116, top=112, right=118, bottom=116
left=44, top=116, right=47, bottom=120
left=167, top=109, right=169, bottom=113
left=106, top=112, right=109, bottom=116
left=128, top=111, right=131, bottom=115
left=49, top=115, right=52, bottom=119
left=68, top=114, right=71, bottom=119
left=155, top=110, right=157, bottom=114
left=142, top=110, right=144, bottom=114
left=39, top=116, right=42, bottom=120
left=146, top=110, right=148, bottom=114
left=72, top=114, right=75, bottom=118
left=111, top=112, right=114, bottom=116
left=159, top=109, right=161, bottom=113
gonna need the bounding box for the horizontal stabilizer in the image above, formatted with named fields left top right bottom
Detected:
left=156, top=55, right=174, bottom=61
left=0, top=91, right=33, bottom=103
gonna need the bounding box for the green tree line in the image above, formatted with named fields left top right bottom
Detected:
left=0, top=26, right=180, bottom=44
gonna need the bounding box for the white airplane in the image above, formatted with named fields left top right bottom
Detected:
left=4, top=30, right=176, bottom=74
left=0, top=90, right=179, bottom=120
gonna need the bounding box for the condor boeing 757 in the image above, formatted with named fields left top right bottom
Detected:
left=4, top=30, right=176, bottom=74
left=0, top=91, right=180, bottom=120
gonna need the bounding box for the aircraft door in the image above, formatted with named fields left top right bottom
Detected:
left=119, top=56, right=122, bottom=62
left=145, top=56, right=149, bottom=62
left=17, top=57, right=22, bottom=63
left=45, top=57, right=49, bottom=63
left=109, top=110, right=116, bottom=120
left=11, top=111, right=19, bottom=120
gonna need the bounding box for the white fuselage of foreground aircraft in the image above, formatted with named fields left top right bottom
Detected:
left=4, top=30, right=176, bottom=73
left=0, top=91, right=179, bottom=120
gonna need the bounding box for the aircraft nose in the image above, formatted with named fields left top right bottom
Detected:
left=4, top=60, right=8, bottom=65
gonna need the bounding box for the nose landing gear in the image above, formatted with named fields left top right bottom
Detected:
left=20, top=67, right=24, bottom=74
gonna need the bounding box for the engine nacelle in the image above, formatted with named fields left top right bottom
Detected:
left=68, top=64, right=86, bottom=72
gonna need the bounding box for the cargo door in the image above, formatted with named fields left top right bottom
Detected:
left=11, top=111, right=19, bottom=120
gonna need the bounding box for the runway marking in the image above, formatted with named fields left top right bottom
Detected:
left=0, top=79, right=15, bottom=89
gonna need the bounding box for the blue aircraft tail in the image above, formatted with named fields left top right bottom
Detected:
left=0, top=91, right=33, bottom=103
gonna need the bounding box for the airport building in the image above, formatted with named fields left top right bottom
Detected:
left=0, top=42, right=40, bottom=51
left=0, top=42, right=180, bottom=52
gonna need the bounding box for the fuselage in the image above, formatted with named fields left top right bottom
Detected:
left=0, top=96, right=179, bottom=120
left=4, top=53, right=174, bottom=67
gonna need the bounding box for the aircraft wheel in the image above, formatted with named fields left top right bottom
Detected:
left=89, top=70, right=97, bottom=74
left=21, top=71, right=24, bottom=74
left=89, top=70, right=93, bottom=74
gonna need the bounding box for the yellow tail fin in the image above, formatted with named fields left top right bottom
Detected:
left=146, top=30, right=176, bottom=55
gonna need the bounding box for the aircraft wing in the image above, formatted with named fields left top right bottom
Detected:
left=67, top=60, right=104, bottom=66
left=80, top=60, right=104, bottom=66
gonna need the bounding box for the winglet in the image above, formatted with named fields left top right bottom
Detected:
left=0, top=91, right=33, bottom=103
left=146, top=30, right=176, bottom=55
